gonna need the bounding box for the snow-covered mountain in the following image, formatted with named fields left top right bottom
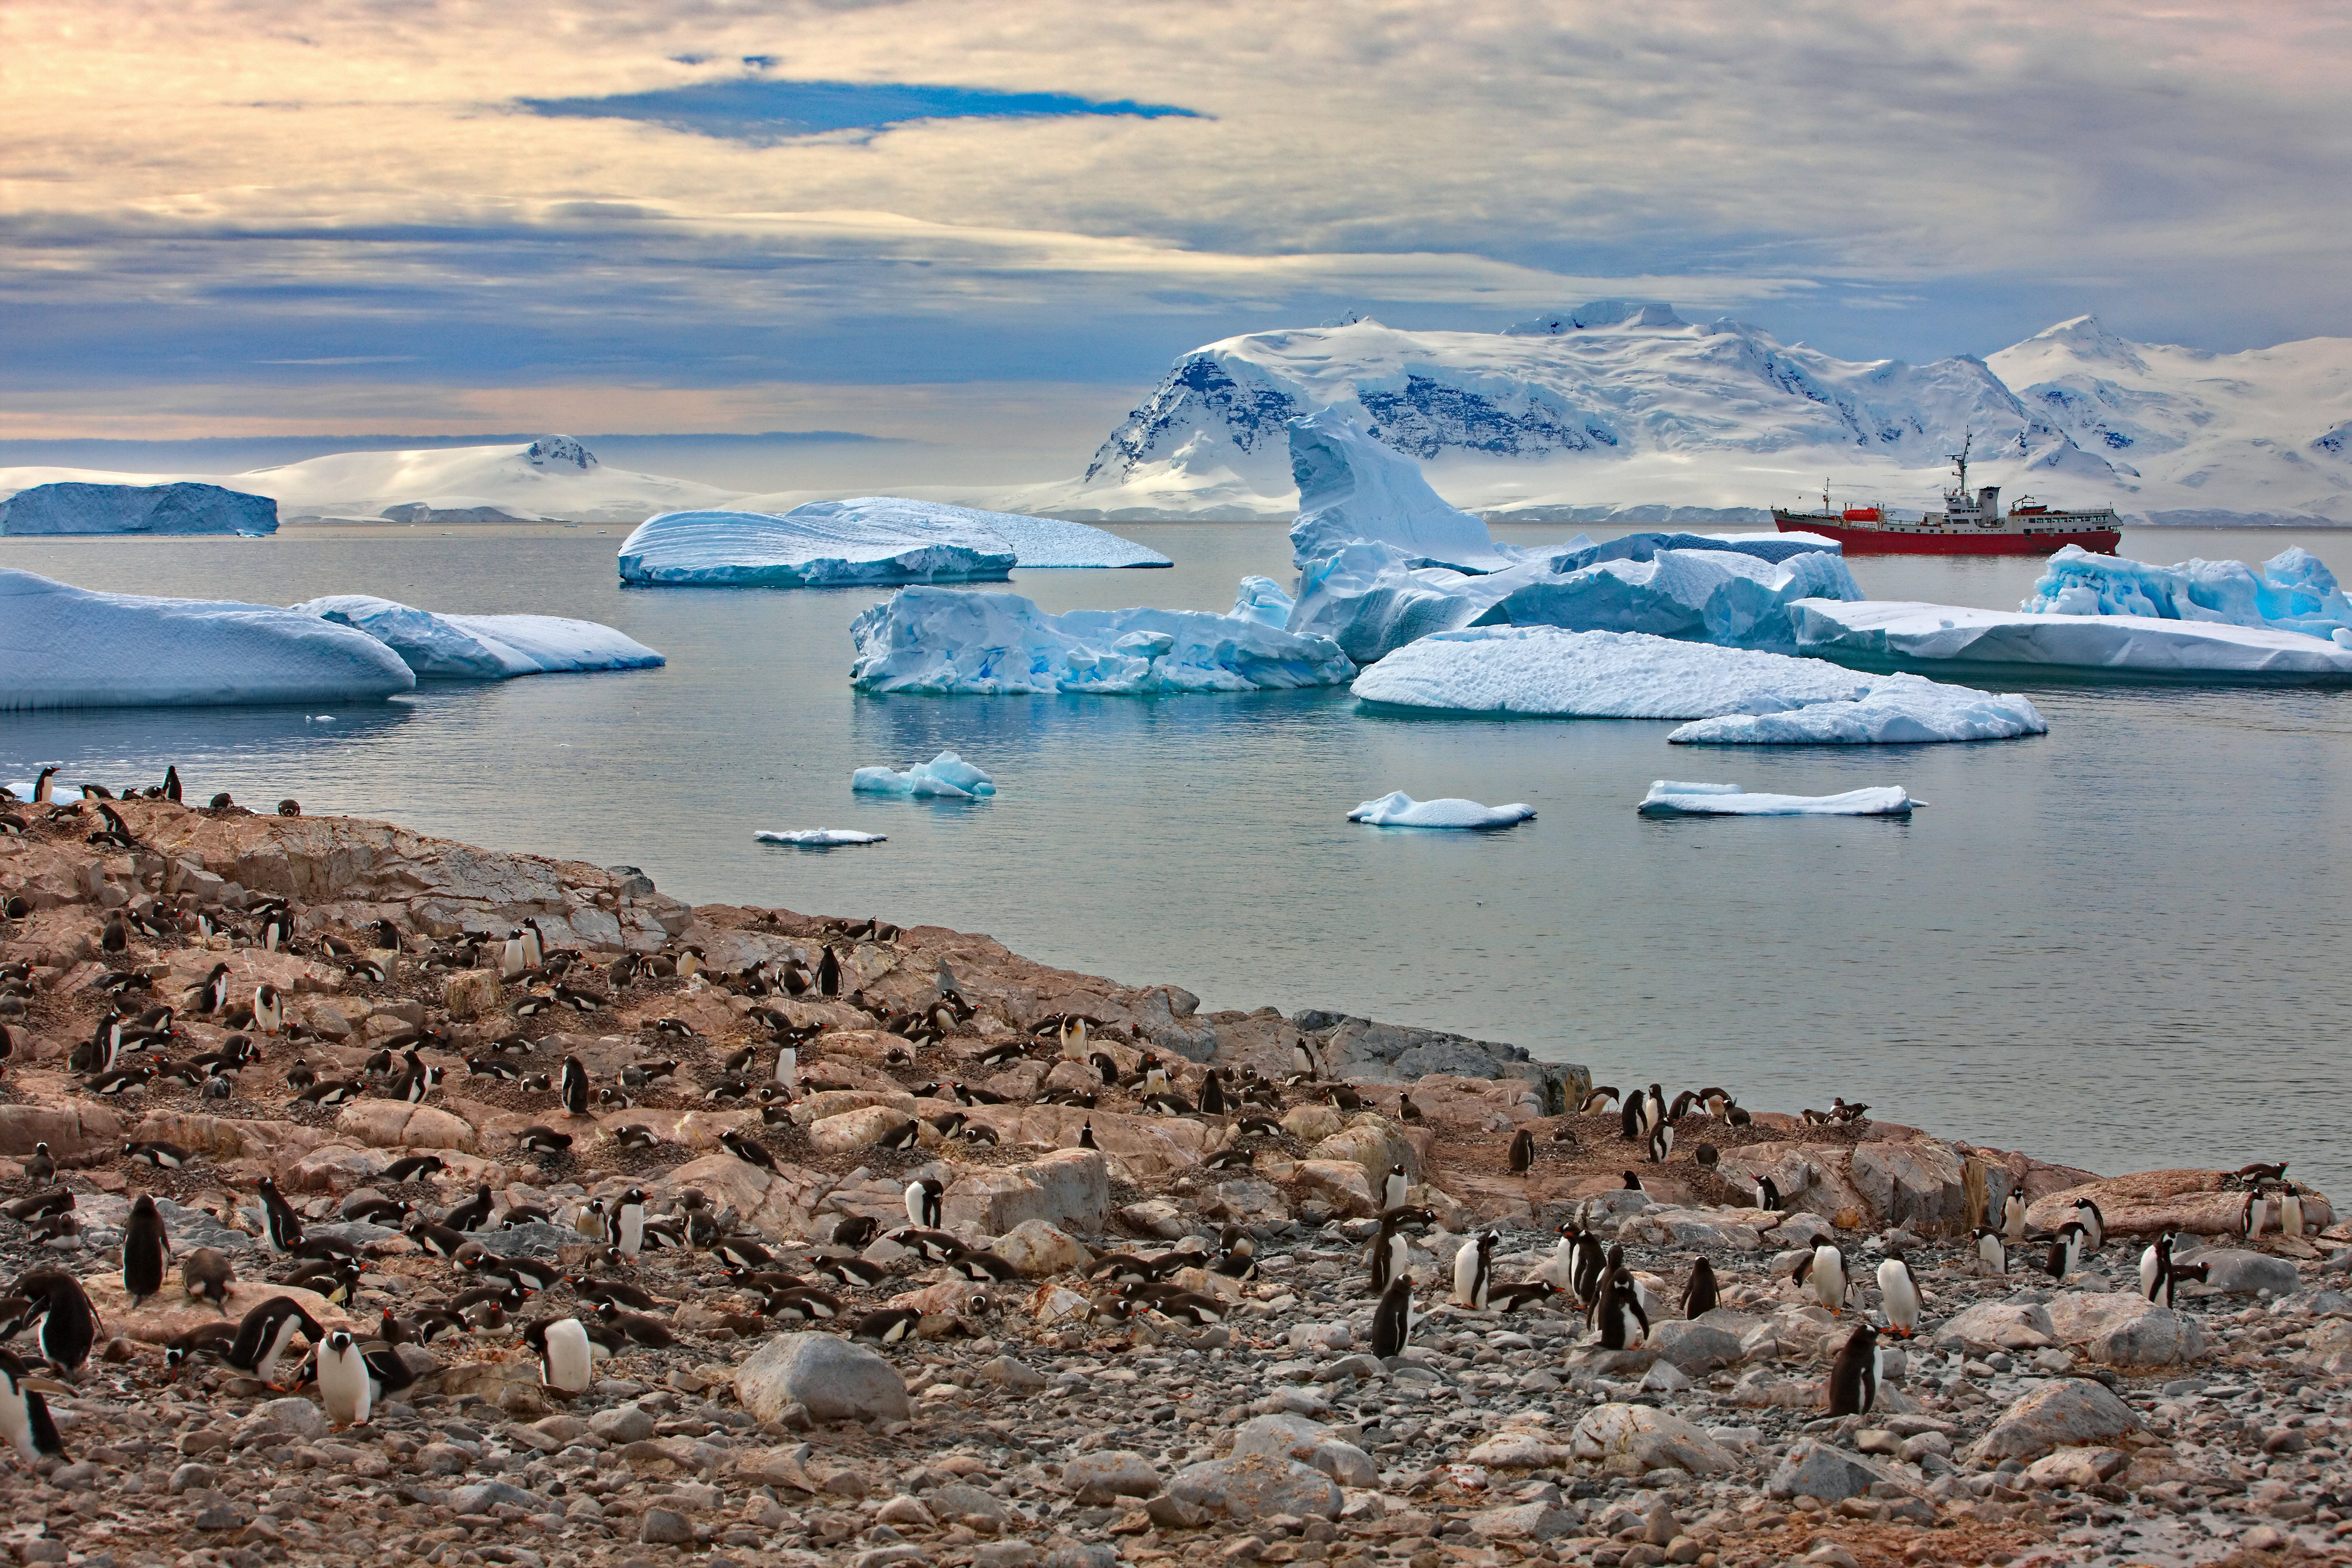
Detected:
left=1021, top=304, right=2352, bottom=526
left=0, top=436, right=737, bottom=524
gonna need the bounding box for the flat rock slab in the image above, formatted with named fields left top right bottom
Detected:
left=1767, top=1439, right=1916, bottom=1504
left=1168, top=1452, right=1344, bottom=1522
left=1570, top=1403, right=1740, bottom=1476
left=734, top=1331, right=910, bottom=1423
left=1970, top=1378, right=2143, bottom=1464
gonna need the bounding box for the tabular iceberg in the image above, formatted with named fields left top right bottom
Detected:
left=2025, top=544, right=2352, bottom=645
left=1792, top=598, right=2352, bottom=679
left=0, top=480, right=279, bottom=536
left=1351, top=626, right=2046, bottom=744
left=291, top=595, right=663, bottom=679
left=849, top=586, right=1356, bottom=695
left=755, top=829, right=888, bottom=846
left=1638, top=780, right=1915, bottom=817
left=1347, top=792, right=1536, bottom=829
left=0, top=568, right=415, bottom=711
left=617, top=497, right=1166, bottom=586
left=852, top=751, right=997, bottom=799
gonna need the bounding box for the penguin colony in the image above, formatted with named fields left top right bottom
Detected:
left=0, top=787, right=2336, bottom=1563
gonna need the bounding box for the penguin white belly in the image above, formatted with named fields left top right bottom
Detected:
left=544, top=1318, right=593, bottom=1392
left=0, top=1385, right=34, bottom=1463
left=1451, top=1243, right=1482, bottom=1309
left=1876, top=1261, right=1919, bottom=1335
left=617, top=1211, right=645, bottom=1257
left=319, top=1343, right=372, bottom=1426
left=2138, top=1246, right=2160, bottom=1300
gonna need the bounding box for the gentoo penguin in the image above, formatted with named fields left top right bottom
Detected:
left=316, top=1331, right=373, bottom=1427
left=162, top=765, right=182, bottom=803
left=1799, top=1243, right=1849, bottom=1315
left=182, top=1247, right=235, bottom=1311
left=1756, top=1176, right=1782, bottom=1212
left=559, top=1056, right=589, bottom=1115
left=1371, top=1276, right=1416, bottom=1358
left=32, top=767, right=58, bottom=805
left=0, top=1349, right=67, bottom=1464
left=1453, top=1230, right=1496, bottom=1310
left=500, top=932, right=530, bottom=980
left=2001, top=1189, right=2027, bottom=1245
left=526, top=1316, right=594, bottom=1393
left=1199, top=1071, right=1227, bottom=1115
left=1877, top=1253, right=1922, bottom=1338
left=123, top=1194, right=170, bottom=1308
left=1572, top=1227, right=1608, bottom=1307
left=256, top=1177, right=303, bottom=1253
left=851, top=1308, right=924, bottom=1344
left=14, top=1271, right=96, bottom=1372
left=1594, top=1266, right=1648, bottom=1350
left=444, top=1185, right=494, bottom=1233
left=24, top=1144, right=52, bottom=1184
left=1622, top=1171, right=1646, bottom=1194
left=1508, top=1130, right=1534, bottom=1176
left=2046, top=1223, right=2085, bottom=1280
left=906, top=1177, right=944, bottom=1230
left=2242, top=1188, right=2271, bottom=1239
left=816, top=945, right=841, bottom=997
left=1647, top=1121, right=1674, bottom=1164
left=2140, top=1232, right=2175, bottom=1304
left=1382, top=1163, right=1410, bottom=1210
left=2072, top=1197, right=2106, bottom=1252
left=1643, top=1083, right=1666, bottom=1133
left=1681, top=1257, right=1719, bottom=1319
left=518, top=919, right=543, bottom=972
left=1580, top=1086, right=1619, bottom=1114
left=193, top=963, right=231, bottom=1016
left=1143, top=1056, right=1171, bottom=1094
left=1826, top=1322, right=1881, bottom=1416
left=228, top=1296, right=322, bottom=1388
left=1290, top=1039, right=1318, bottom=1079
left=1078, top=1122, right=1098, bottom=1150
left=609, top=1188, right=647, bottom=1257
left=253, top=984, right=282, bottom=1034
left=1620, top=1097, right=1643, bottom=1143
left=2282, top=1185, right=2306, bottom=1238
left=1368, top=1209, right=1420, bottom=1295
left=1970, top=1226, right=2008, bottom=1275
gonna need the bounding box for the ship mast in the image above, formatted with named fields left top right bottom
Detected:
left=1946, top=431, right=1972, bottom=499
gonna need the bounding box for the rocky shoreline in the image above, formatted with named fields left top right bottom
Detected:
left=0, top=797, right=2346, bottom=1568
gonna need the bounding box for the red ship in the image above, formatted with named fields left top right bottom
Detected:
left=1772, top=436, right=2122, bottom=556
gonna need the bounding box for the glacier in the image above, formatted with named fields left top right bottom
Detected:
left=617, top=498, right=1166, bottom=587
left=2024, top=544, right=2352, bottom=645
left=1638, top=781, right=1916, bottom=817
left=848, top=586, right=1356, bottom=695
left=291, top=595, right=665, bottom=678
left=1792, top=599, right=2352, bottom=680
left=1347, top=792, right=1536, bottom=829
left=755, top=829, right=888, bottom=846
left=0, top=568, right=415, bottom=711
left=1350, top=626, right=2046, bottom=744
left=851, top=752, right=997, bottom=799
left=0, top=480, right=279, bottom=536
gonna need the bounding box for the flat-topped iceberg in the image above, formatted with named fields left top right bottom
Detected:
left=850, top=586, right=1355, bottom=695
left=1638, top=780, right=1915, bottom=817
left=1352, top=626, right=2045, bottom=744
left=755, top=829, right=888, bottom=846
left=291, top=595, right=663, bottom=678
left=1347, top=792, right=1535, bottom=828
left=0, top=480, right=279, bottom=536
left=852, top=751, right=997, bottom=799
left=617, top=498, right=1166, bottom=586
left=0, top=568, right=414, bottom=710
left=1793, top=598, right=2352, bottom=680
left=2025, top=543, right=2352, bottom=645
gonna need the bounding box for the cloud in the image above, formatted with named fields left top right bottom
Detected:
left=519, top=79, right=1202, bottom=144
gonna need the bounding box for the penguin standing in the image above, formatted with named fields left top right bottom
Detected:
left=1199, top=1071, right=1226, bottom=1115
left=256, top=1177, right=304, bottom=1254
left=1826, top=1322, right=1881, bottom=1416
left=2046, top=1223, right=2085, bottom=1281
left=1876, top=1253, right=1921, bottom=1338
left=526, top=1316, right=594, bottom=1393
left=0, top=1350, right=67, bottom=1464
left=560, top=1056, right=589, bottom=1115
left=183, top=1247, right=235, bottom=1312
left=1647, top=1121, right=1674, bottom=1164
left=1800, top=1243, right=1849, bottom=1315
left=2243, top=1188, right=2270, bottom=1239
left=227, top=1296, right=324, bottom=1388
left=2001, top=1189, right=2027, bottom=1245
left=1571, top=1225, right=1607, bottom=1308
left=2282, top=1185, right=2306, bottom=1238
left=162, top=765, right=182, bottom=803
left=1382, top=1163, right=1410, bottom=1211
left=15, top=1271, right=96, bottom=1373
left=1973, top=1227, right=2009, bottom=1277
left=1452, top=1230, right=1496, bottom=1310
left=1594, top=1265, right=1648, bottom=1350
left=816, top=946, right=841, bottom=997
left=1508, top=1129, right=1534, bottom=1176
left=501, top=932, right=530, bottom=980
left=1077, top=1122, right=1097, bottom=1150
left=1681, top=1257, right=1718, bottom=1319
left=253, top=984, right=282, bottom=1035
left=2139, top=1232, right=2174, bottom=1304
left=518, top=919, right=543, bottom=972
left=1756, top=1176, right=1782, bottom=1212
left=2072, top=1197, right=2105, bottom=1252
left=906, top=1177, right=944, bottom=1230
left=1371, top=1276, right=1416, bottom=1358
left=1368, top=1210, right=1418, bottom=1295
left=123, top=1194, right=170, bottom=1308
left=316, top=1331, right=374, bottom=1427
left=611, top=1188, right=647, bottom=1258
left=444, top=1184, right=495, bottom=1233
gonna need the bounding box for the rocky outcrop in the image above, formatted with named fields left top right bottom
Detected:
left=734, top=1332, right=910, bottom=1424
left=1286, top=1010, right=1583, bottom=1105
left=943, top=1150, right=1108, bottom=1235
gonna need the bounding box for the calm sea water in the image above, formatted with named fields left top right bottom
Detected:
left=7, top=521, right=2350, bottom=1200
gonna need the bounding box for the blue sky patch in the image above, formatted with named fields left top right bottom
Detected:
left=521, top=79, right=1201, bottom=143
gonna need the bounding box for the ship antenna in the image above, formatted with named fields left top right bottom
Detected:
left=1947, top=431, right=1972, bottom=495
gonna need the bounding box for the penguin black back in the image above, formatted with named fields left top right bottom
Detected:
left=123, top=1194, right=169, bottom=1307
left=1680, top=1256, right=1718, bottom=1319
left=1371, top=1275, right=1413, bottom=1358
left=1508, top=1128, right=1534, bottom=1175
left=1827, top=1322, right=1880, bottom=1416
left=15, top=1270, right=95, bottom=1372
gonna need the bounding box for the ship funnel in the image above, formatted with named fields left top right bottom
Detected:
left=1979, top=485, right=2001, bottom=513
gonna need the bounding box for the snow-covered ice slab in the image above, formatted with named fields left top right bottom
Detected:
left=0, top=568, right=414, bottom=711
left=845, top=500, right=1167, bottom=569
left=850, top=586, right=1355, bottom=695
left=292, top=595, right=663, bottom=678
left=851, top=751, right=996, bottom=799
left=755, top=829, right=888, bottom=846
left=1638, top=781, right=1915, bottom=817
left=0, top=480, right=279, bottom=536
left=2024, top=544, right=2352, bottom=644
left=1347, top=792, right=1535, bottom=829
left=1793, top=598, right=2352, bottom=680
left=619, top=506, right=1016, bottom=587
left=1287, top=410, right=1515, bottom=572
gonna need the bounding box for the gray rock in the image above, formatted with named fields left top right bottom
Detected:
left=1645, top=1320, right=1745, bottom=1373
left=735, top=1332, right=911, bottom=1424
left=851, top=1550, right=928, bottom=1568
left=235, top=1398, right=328, bottom=1445
left=1933, top=1301, right=2055, bottom=1353
left=1469, top=1502, right=1581, bottom=1541
left=168, top=1463, right=214, bottom=1495
left=1766, top=1441, right=1912, bottom=1504
left=929, top=1482, right=1010, bottom=1523
left=981, top=1354, right=1047, bottom=1390
left=1169, top=1452, right=1345, bottom=1522
left=451, top=1480, right=542, bottom=1515
left=1228, top=1413, right=1378, bottom=1488
left=589, top=1405, right=657, bottom=1443
left=640, top=1507, right=695, bottom=1545
left=2186, top=1249, right=2301, bottom=1297
left=193, top=1504, right=255, bottom=1531
left=1970, top=1378, right=2143, bottom=1463
left=1060, top=1449, right=1163, bottom=1504
left=973, top=1544, right=1039, bottom=1568
left=1044, top=1547, right=1119, bottom=1568
left=415, top=1443, right=472, bottom=1476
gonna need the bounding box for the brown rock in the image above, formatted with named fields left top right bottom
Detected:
left=333, top=1100, right=478, bottom=1153
left=0, top=1103, right=123, bottom=1159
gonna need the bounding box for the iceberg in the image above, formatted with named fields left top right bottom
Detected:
left=616, top=497, right=1166, bottom=586
left=1638, top=780, right=1915, bottom=817
left=1347, top=792, right=1536, bottom=829
left=720, top=497, right=1170, bottom=570
left=849, top=586, right=1356, bottom=695
left=0, top=568, right=415, bottom=711
left=1792, top=598, right=2352, bottom=680
left=1231, top=575, right=1295, bottom=628
left=2024, top=544, right=2352, bottom=645
left=1352, top=626, right=2045, bottom=744
left=755, top=829, right=888, bottom=846
left=1287, top=409, right=1516, bottom=571
left=291, top=595, right=663, bottom=678
left=851, top=751, right=997, bottom=799
left=0, top=480, right=279, bottom=536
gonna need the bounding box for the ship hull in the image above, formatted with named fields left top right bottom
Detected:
left=1774, top=514, right=2121, bottom=557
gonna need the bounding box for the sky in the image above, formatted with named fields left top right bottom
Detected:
left=4, top=0, right=2349, bottom=481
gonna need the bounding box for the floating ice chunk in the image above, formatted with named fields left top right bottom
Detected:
left=0, top=568, right=415, bottom=711
left=851, top=750, right=997, bottom=799
left=1792, top=598, right=2352, bottom=679
left=0, top=480, right=279, bottom=536
left=1666, top=679, right=2045, bottom=744
left=1346, top=792, right=1536, bottom=829
left=291, top=595, right=663, bottom=678
left=619, top=506, right=1016, bottom=587
left=849, top=586, right=1355, bottom=694
left=1638, top=781, right=1915, bottom=817
left=2023, top=544, right=2352, bottom=642
left=754, top=829, right=889, bottom=846
left=1232, top=575, right=1295, bottom=628
left=1288, top=411, right=1514, bottom=572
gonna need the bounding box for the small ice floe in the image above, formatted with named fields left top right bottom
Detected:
left=850, top=750, right=996, bottom=799
left=754, top=829, right=888, bottom=847
left=1347, top=791, right=1535, bottom=830
left=1637, top=780, right=1916, bottom=817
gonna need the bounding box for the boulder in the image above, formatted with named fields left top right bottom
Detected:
left=658, top=1153, right=837, bottom=1241
left=1468, top=1503, right=1581, bottom=1542
left=333, top=1101, right=477, bottom=1154
left=944, top=1150, right=1108, bottom=1235
left=960, top=1104, right=1211, bottom=1183
left=1766, top=1440, right=1914, bottom=1504
left=1308, top=1114, right=1421, bottom=1185
left=90, top=1272, right=356, bottom=1345
left=2027, top=1169, right=2333, bottom=1239
left=807, top=1105, right=918, bottom=1154
left=1166, top=1453, right=1343, bottom=1522
left=1280, top=1104, right=1345, bottom=1143
left=1119, top=1198, right=1188, bottom=1239
left=2046, top=1291, right=2207, bottom=1367
left=2021, top=1446, right=2129, bottom=1490
left=1932, top=1300, right=2055, bottom=1354
left=235, top=1398, right=328, bottom=1445
left=991, top=1220, right=1091, bottom=1278
left=1617, top=1208, right=1769, bottom=1251
left=1969, top=1379, right=2142, bottom=1464
left=734, top=1333, right=910, bottom=1424
left=1060, top=1451, right=1162, bottom=1504
left=1464, top=1432, right=1567, bottom=1468
left=1849, top=1138, right=1969, bottom=1234
left=1228, top=1413, right=1378, bottom=1488
left=131, top=1112, right=334, bottom=1163
left=443, top=969, right=502, bottom=1021
left=1645, top=1320, right=1746, bottom=1374
left=1568, top=1403, right=1740, bottom=1476
left=277, top=1143, right=393, bottom=1193
left=789, top=1089, right=918, bottom=1126
left=1292, top=1160, right=1377, bottom=1216
left=2184, top=1248, right=2301, bottom=1296
left=0, top=1103, right=123, bottom=1159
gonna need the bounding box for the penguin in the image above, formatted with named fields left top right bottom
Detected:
left=1371, top=1275, right=1416, bottom=1358
left=611, top=1188, right=647, bottom=1257
left=1877, top=1253, right=1922, bottom=1338
left=517, top=1126, right=573, bottom=1155
left=2282, top=1185, right=2306, bottom=1238
left=2072, top=1197, right=2105, bottom=1252
left=719, top=1130, right=776, bottom=1170
left=175, top=1246, right=233, bottom=1317
left=1382, top=1163, right=1410, bottom=1211
left=1973, top=1226, right=2009, bottom=1277
left=816, top=946, right=841, bottom=997
left=1826, top=1322, right=1881, bottom=1417
left=2046, top=1223, right=2085, bottom=1281
left=1452, top=1230, right=1496, bottom=1310
left=525, top=1316, right=594, bottom=1394
left=123, top=1194, right=170, bottom=1308
left=32, top=767, right=58, bottom=805
left=1681, top=1257, right=1719, bottom=1319
left=256, top=1177, right=303, bottom=1253
left=1594, top=1266, right=1648, bottom=1350
left=316, top=1331, right=373, bottom=1427
left=559, top=1056, right=589, bottom=1115
left=2001, top=1189, right=2027, bottom=1245
left=1580, top=1086, right=1619, bottom=1114
left=905, top=1177, right=944, bottom=1230
left=1644, top=1083, right=1666, bottom=1133
left=384, top=1154, right=445, bottom=1183
left=14, top=1271, right=96, bottom=1372
left=0, top=1349, right=67, bottom=1465
left=1571, top=1226, right=1608, bottom=1308
left=227, top=1296, right=323, bottom=1388
left=444, top=1185, right=494, bottom=1233
left=1801, top=1243, right=1849, bottom=1315
left=192, top=963, right=231, bottom=1016
left=1647, top=1121, right=1674, bottom=1164
left=2242, top=1188, right=2270, bottom=1239
left=851, top=1308, right=924, bottom=1344
left=162, top=765, right=182, bottom=803
left=1757, top=1176, right=1783, bottom=1212
left=126, top=1140, right=192, bottom=1169
left=24, top=1144, right=52, bottom=1184
left=1289, top=1039, right=1318, bottom=1079
left=1368, top=1211, right=1418, bottom=1295
left=1622, top=1171, right=1646, bottom=1193
left=500, top=932, right=530, bottom=980
left=1507, top=1130, right=1534, bottom=1176
left=102, top=915, right=128, bottom=954
left=2140, top=1232, right=2174, bottom=1304
left=1078, top=1122, right=1098, bottom=1150
left=1620, top=1097, right=1643, bottom=1142
left=518, top=920, right=544, bottom=972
